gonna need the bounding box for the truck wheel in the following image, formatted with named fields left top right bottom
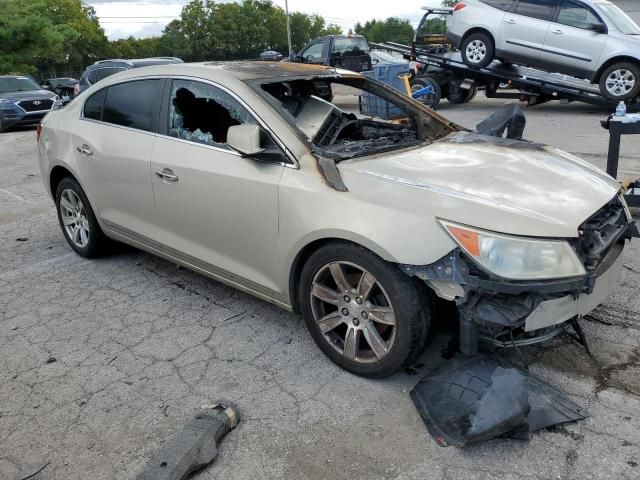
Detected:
left=461, top=32, right=494, bottom=68
left=0, top=116, right=6, bottom=133
left=599, top=62, right=640, bottom=101
left=298, top=242, right=430, bottom=378
left=448, top=85, right=478, bottom=104
left=411, top=77, right=441, bottom=110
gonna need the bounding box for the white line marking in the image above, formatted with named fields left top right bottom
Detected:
left=0, top=187, right=32, bottom=204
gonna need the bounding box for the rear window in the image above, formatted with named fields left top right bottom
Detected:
left=102, top=79, right=163, bottom=132
left=83, top=89, right=106, bottom=121
left=515, top=0, right=558, bottom=21
left=481, top=0, right=515, bottom=10
left=332, top=37, right=369, bottom=55
left=94, top=67, right=126, bottom=83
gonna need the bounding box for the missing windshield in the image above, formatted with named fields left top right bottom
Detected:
left=259, top=76, right=454, bottom=161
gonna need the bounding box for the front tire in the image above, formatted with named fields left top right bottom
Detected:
left=599, top=62, right=640, bottom=101
left=55, top=177, right=109, bottom=258
left=298, top=243, right=430, bottom=378
left=461, top=32, right=494, bottom=68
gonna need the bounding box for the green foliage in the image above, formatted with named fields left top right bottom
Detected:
left=441, top=0, right=458, bottom=6
left=354, top=17, right=415, bottom=45
left=421, top=18, right=447, bottom=35
left=0, top=0, right=108, bottom=76
left=172, top=0, right=343, bottom=60
left=0, top=0, right=345, bottom=77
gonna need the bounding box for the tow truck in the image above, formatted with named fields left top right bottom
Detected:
left=370, top=7, right=640, bottom=111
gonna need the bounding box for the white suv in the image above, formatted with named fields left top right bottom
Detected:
left=447, top=0, right=640, bottom=100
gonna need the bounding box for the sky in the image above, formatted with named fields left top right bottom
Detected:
left=86, top=0, right=448, bottom=40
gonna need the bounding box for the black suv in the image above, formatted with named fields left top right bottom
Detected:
left=76, top=57, right=183, bottom=95
left=0, top=75, right=61, bottom=132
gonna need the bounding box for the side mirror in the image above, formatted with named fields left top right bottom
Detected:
left=590, top=23, right=607, bottom=34
left=227, top=124, right=264, bottom=156
left=41, top=84, right=50, bottom=90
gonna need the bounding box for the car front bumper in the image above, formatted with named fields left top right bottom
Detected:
left=0, top=109, right=49, bottom=128
left=524, top=241, right=625, bottom=332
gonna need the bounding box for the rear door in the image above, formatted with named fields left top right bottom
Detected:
left=150, top=78, right=285, bottom=293
left=72, top=79, right=163, bottom=238
left=542, top=0, right=608, bottom=78
left=500, top=0, right=559, bottom=65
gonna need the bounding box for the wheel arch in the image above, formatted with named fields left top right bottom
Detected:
left=287, top=235, right=397, bottom=313
left=49, top=165, right=76, bottom=198
left=461, top=27, right=496, bottom=50
left=593, top=56, right=640, bottom=84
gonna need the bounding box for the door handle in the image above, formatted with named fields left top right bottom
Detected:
left=505, top=18, right=516, bottom=24
left=76, top=144, right=93, bottom=156
left=551, top=29, right=563, bottom=34
left=155, top=168, right=179, bottom=182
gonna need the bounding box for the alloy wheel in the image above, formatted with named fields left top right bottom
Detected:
left=310, top=261, right=396, bottom=364
left=465, top=40, right=487, bottom=64
left=60, top=188, right=90, bottom=248
left=605, top=69, right=636, bottom=97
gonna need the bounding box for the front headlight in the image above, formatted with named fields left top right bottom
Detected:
left=0, top=98, right=16, bottom=105
left=439, top=220, right=586, bottom=280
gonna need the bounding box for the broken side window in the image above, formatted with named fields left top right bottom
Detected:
left=169, top=79, right=256, bottom=148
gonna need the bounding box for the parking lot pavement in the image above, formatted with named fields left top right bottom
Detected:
left=1, top=98, right=639, bottom=480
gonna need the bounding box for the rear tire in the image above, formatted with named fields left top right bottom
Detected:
left=0, top=116, right=6, bottom=133
left=448, top=84, right=478, bottom=104
left=55, top=177, right=109, bottom=258
left=461, top=32, right=494, bottom=68
left=599, top=62, right=640, bottom=101
left=298, top=242, right=431, bottom=378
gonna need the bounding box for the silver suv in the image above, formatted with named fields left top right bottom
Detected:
left=447, top=0, right=640, bottom=100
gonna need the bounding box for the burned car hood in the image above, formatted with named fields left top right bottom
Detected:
left=340, top=131, right=621, bottom=238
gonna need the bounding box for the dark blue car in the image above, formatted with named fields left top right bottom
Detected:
left=0, top=76, right=62, bottom=132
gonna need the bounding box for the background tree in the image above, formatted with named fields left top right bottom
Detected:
left=354, top=17, right=414, bottom=45
left=0, top=0, right=108, bottom=76
left=0, top=0, right=344, bottom=77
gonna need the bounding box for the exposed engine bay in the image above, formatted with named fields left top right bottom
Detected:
left=260, top=78, right=435, bottom=161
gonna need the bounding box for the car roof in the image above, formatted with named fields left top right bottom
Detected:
left=89, top=57, right=183, bottom=69
left=104, top=61, right=357, bottom=83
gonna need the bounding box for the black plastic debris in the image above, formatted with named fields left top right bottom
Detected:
left=476, top=104, right=526, bottom=140
left=46, top=356, right=57, bottom=364
left=135, top=403, right=239, bottom=480
left=410, top=354, right=587, bottom=447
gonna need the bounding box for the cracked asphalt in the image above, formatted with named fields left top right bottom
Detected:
left=1, top=96, right=640, bottom=480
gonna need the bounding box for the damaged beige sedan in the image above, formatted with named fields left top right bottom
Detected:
left=38, top=62, right=638, bottom=377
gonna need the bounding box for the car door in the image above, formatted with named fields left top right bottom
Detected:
left=542, top=0, right=608, bottom=78
left=150, top=78, right=285, bottom=293
left=72, top=78, right=163, bottom=239
left=500, top=0, right=559, bottom=65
